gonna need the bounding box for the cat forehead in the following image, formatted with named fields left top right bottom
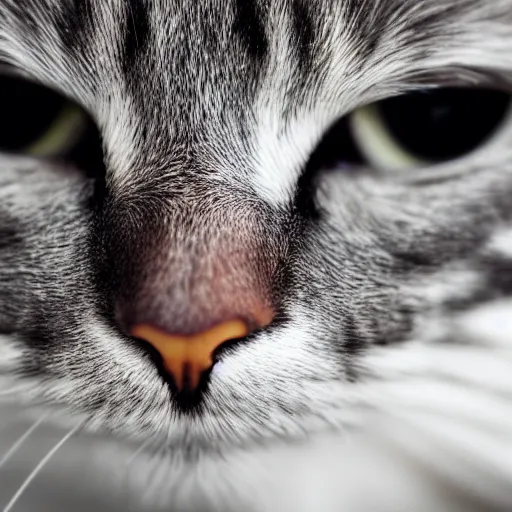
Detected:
left=2, top=0, right=496, bottom=82
left=0, top=0, right=509, bottom=204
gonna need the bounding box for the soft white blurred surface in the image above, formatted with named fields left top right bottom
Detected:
left=1, top=403, right=512, bottom=512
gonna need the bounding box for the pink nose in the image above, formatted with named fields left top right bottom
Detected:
left=118, top=236, right=277, bottom=347
left=109, top=198, right=280, bottom=384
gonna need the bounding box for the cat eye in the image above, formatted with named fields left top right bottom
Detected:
left=310, top=88, right=511, bottom=175
left=0, top=72, right=102, bottom=173
left=349, top=88, right=511, bottom=172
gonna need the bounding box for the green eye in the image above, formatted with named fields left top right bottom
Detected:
left=348, top=88, right=511, bottom=172
left=307, top=87, right=512, bottom=177
left=0, top=73, right=88, bottom=157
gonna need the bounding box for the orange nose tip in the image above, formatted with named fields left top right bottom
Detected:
left=131, top=320, right=250, bottom=391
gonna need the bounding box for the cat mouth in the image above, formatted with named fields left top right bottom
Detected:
left=133, top=332, right=254, bottom=413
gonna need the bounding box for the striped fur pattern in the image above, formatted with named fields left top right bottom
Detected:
left=0, top=1, right=511, bottom=509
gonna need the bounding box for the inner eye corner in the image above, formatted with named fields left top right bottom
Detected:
left=302, top=115, right=365, bottom=179
left=0, top=68, right=104, bottom=177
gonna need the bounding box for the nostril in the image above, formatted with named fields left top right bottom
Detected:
left=131, top=320, right=252, bottom=391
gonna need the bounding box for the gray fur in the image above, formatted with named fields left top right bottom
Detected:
left=0, top=0, right=512, bottom=509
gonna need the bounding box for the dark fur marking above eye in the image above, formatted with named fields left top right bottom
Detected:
left=233, top=0, right=268, bottom=63
left=55, top=0, right=96, bottom=54
left=290, top=0, right=316, bottom=73
left=339, top=0, right=479, bottom=64
left=122, top=0, right=152, bottom=76
left=341, top=0, right=390, bottom=61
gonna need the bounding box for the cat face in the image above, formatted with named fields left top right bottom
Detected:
left=0, top=0, right=511, bottom=454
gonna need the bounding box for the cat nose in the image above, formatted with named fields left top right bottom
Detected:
left=131, top=316, right=269, bottom=390
left=107, top=197, right=282, bottom=387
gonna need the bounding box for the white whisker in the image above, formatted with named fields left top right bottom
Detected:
left=126, top=438, right=154, bottom=467
left=0, top=415, right=47, bottom=470
left=0, top=386, right=32, bottom=397
left=2, top=421, right=84, bottom=512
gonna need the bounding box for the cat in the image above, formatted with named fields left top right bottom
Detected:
left=0, top=0, right=512, bottom=510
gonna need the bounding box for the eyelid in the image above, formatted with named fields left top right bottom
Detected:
left=413, top=66, right=512, bottom=95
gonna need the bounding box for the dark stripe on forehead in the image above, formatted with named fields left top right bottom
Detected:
left=233, top=0, right=268, bottom=63
left=341, top=0, right=390, bottom=62
left=55, top=0, right=96, bottom=55
left=290, top=0, right=316, bottom=73
left=122, top=0, right=152, bottom=77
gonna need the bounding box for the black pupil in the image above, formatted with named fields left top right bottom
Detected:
left=0, top=74, right=67, bottom=152
left=378, top=88, right=511, bottom=162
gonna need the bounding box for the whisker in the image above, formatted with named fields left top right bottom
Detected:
left=2, top=420, right=84, bottom=512
left=0, top=386, right=32, bottom=397
left=0, top=414, right=47, bottom=470
left=126, top=438, right=154, bottom=467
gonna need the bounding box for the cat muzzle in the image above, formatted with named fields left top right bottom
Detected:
left=131, top=319, right=258, bottom=391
